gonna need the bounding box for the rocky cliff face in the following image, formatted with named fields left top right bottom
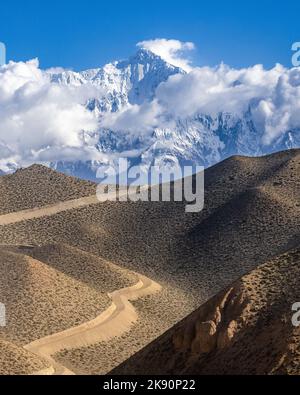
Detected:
left=112, top=248, right=300, bottom=375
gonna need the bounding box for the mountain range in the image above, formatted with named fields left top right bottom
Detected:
left=42, top=49, right=300, bottom=181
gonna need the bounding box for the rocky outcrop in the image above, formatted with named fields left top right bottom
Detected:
left=172, top=287, right=247, bottom=355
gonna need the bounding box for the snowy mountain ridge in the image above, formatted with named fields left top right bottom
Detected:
left=2, top=47, right=299, bottom=180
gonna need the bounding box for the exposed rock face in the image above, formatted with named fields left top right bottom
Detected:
left=191, top=321, right=217, bottom=354
left=112, top=248, right=300, bottom=375
left=171, top=287, right=245, bottom=355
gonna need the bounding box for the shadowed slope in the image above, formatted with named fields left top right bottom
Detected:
left=0, top=247, right=137, bottom=344
left=0, top=149, right=298, bottom=374
left=112, top=248, right=300, bottom=375
left=23, top=243, right=138, bottom=293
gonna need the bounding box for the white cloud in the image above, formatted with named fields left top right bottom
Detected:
left=100, top=100, right=164, bottom=136
left=0, top=59, right=101, bottom=169
left=155, top=63, right=285, bottom=118
left=137, top=39, right=195, bottom=72
left=0, top=40, right=299, bottom=172
left=252, top=68, right=300, bottom=144
left=110, top=61, right=300, bottom=146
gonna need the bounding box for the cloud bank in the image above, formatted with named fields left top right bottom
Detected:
left=0, top=59, right=102, bottom=170
left=0, top=39, right=299, bottom=171
left=103, top=60, right=300, bottom=146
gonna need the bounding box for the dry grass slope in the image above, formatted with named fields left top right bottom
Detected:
left=0, top=164, right=96, bottom=215
left=112, top=248, right=300, bottom=375
left=0, top=149, right=299, bottom=374
left=0, top=338, right=50, bottom=375
left=0, top=246, right=137, bottom=345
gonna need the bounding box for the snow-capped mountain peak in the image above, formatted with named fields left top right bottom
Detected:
left=48, top=48, right=184, bottom=109
left=1, top=48, right=299, bottom=181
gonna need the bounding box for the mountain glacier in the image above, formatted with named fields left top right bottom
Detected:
left=19, top=49, right=300, bottom=180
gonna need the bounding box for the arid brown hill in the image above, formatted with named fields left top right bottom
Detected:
left=0, top=150, right=298, bottom=299
left=112, top=248, right=300, bottom=375
left=0, top=164, right=96, bottom=215
left=0, top=149, right=299, bottom=374
left=0, top=339, right=50, bottom=375
left=0, top=245, right=137, bottom=345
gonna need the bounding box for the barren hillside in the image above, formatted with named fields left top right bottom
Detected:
left=0, top=246, right=137, bottom=344
left=113, top=248, right=300, bottom=375
left=0, top=165, right=96, bottom=215
left=0, top=149, right=299, bottom=374
left=0, top=338, right=51, bottom=375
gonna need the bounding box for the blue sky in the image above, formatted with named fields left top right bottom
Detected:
left=0, top=0, right=299, bottom=70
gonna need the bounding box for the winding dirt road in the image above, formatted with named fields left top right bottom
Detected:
left=0, top=187, right=158, bottom=375
left=0, top=186, right=149, bottom=227
left=25, top=274, right=162, bottom=375
left=0, top=195, right=99, bottom=226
